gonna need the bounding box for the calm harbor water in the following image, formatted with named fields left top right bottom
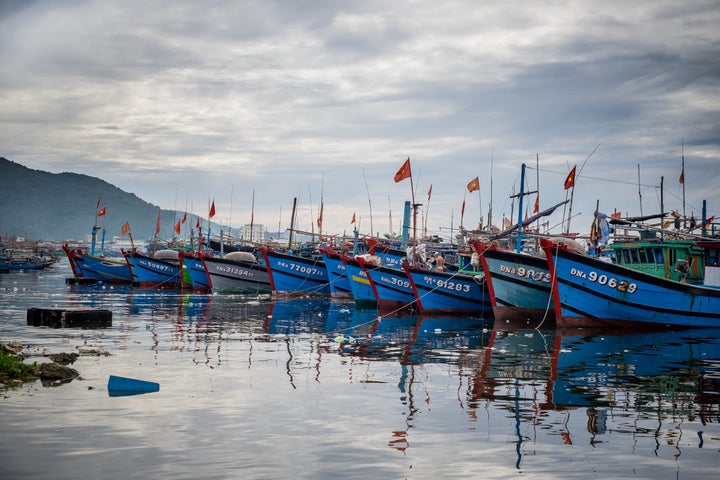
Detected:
left=1, top=261, right=719, bottom=479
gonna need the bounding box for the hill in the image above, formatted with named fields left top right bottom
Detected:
left=0, top=157, right=210, bottom=242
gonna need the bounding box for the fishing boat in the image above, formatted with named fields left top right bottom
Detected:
left=320, top=247, right=352, bottom=298
left=341, top=254, right=378, bottom=308
left=259, top=246, right=330, bottom=295
left=471, top=241, right=556, bottom=328
left=179, top=251, right=212, bottom=293
left=62, top=245, right=133, bottom=283
left=201, top=251, right=271, bottom=294
left=540, top=238, right=720, bottom=328
left=402, top=260, right=492, bottom=316
left=359, top=256, right=417, bottom=314
left=122, top=248, right=182, bottom=288
left=0, top=249, right=55, bottom=271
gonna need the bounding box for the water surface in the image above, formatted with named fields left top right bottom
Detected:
left=1, top=262, right=719, bottom=479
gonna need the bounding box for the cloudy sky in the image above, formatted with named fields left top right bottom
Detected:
left=2, top=0, right=719, bottom=239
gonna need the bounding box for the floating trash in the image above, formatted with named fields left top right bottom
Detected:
left=107, top=375, right=160, bottom=397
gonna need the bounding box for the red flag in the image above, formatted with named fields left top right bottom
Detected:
left=181, top=212, right=187, bottom=224
left=610, top=211, right=622, bottom=219
left=121, top=221, right=131, bottom=235
left=533, top=195, right=539, bottom=214
left=564, top=165, right=577, bottom=190
left=427, top=184, right=433, bottom=201
left=461, top=199, right=466, bottom=218
left=394, top=158, right=412, bottom=183
left=351, top=212, right=356, bottom=224
left=467, top=177, right=480, bottom=193
left=196, top=216, right=201, bottom=229
left=679, top=166, right=685, bottom=184
left=96, top=195, right=102, bottom=209
left=155, top=211, right=161, bottom=235
left=97, top=207, right=106, bottom=217
left=209, top=200, right=216, bottom=218
left=174, top=219, right=181, bottom=235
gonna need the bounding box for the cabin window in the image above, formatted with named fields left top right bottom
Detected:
left=707, top=248, right=719, bottom=266
left=652, top=247, right=664, bottom=264
left=622, top=249, right=631, bottom=264
left=637, top=248, right=648, bottom=264
left=629, top=248, right=640, bottom=264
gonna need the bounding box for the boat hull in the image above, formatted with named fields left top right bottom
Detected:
left=342, top=256, right=377, bottom=308
left=123, top=250, right=182, bottom=288
left=360, top=260, right=417, bottom=314
left=202, top=255, right=271, bottom=293
left=479, top=246, right=555, bottom=328
left=541, top=239, right=720, bottom=328
left=63, top=245, right=132, bottom=283
left=260, top=247, right=330, bottom=295
left=403, top=263, right=491, bottom=316
left=321, top=249, right=352, bottom=297
left=179, top=252, right=212, bottom=293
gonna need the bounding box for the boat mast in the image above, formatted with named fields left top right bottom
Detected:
left=288, top=197, right=297, bottom=249
left=488, top=147, right=493, bottom=230
left=516, top=163, right=526, bottom=253
left=681, top=138, right=687, bottom=228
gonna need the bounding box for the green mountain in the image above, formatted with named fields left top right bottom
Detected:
left=0, top=157, right=208, bottom=242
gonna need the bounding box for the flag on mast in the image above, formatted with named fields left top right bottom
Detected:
left=121, top=221, right=131, bottom=235
left=564, top=165, right=577, bottom=190
left=467, top=177, right=480, bottom=193
left=209, top=200, right=216, bottom=218
left=351, top=212, right=356, bottom=224
left=155, top=211, right=161, bottom=235
left=394, top=158, right=412, bottom=183
left=97, top=207, right=106, bottom=217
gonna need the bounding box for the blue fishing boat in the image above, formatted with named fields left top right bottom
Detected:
left=201, top=251, right=271, bottom=294
left=63, top=245, right=133, bottom=283
left=540, top=238, right=720, bottom=328
left=179, top=251, right=212, bottom=293
left=260, top=246, right=330, bottom=295
left=320, top=248, right=352, bottom=297
left=341, top=255, right=377, bottom=308
left=402, top=261, right=492, bottom=316
left=359, top=257, right=417, bottom=314
left=471, top=241, right=555, bottom=328
left=123, top=249, right=182, bottom=288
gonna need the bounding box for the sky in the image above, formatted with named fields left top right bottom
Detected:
left=2, top=0, right=719, bottom=240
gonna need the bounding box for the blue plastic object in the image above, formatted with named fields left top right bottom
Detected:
left=107, top=375, right=160, bottom=396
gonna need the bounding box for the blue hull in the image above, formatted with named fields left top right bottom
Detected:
left=480, top=247, right=555, bottom=327
left=123, top=250, right=182, bottom=288
left=541, top=239, right=720, bottom=328
left=403, top=263, right=491, bottom=316
left=321, top=249, right=352, bottom=296
left=360, top=260, right=417, bottom=314
left=261, top=247, right=330, bottom=295
left=342, top=256, right=377, bottom=307
left=180, top=252, right=211, bottom=292
left=63, top=245, right=132, bottom=283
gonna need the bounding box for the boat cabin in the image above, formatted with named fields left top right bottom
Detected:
left=608, top=239, right=705, bottom=284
